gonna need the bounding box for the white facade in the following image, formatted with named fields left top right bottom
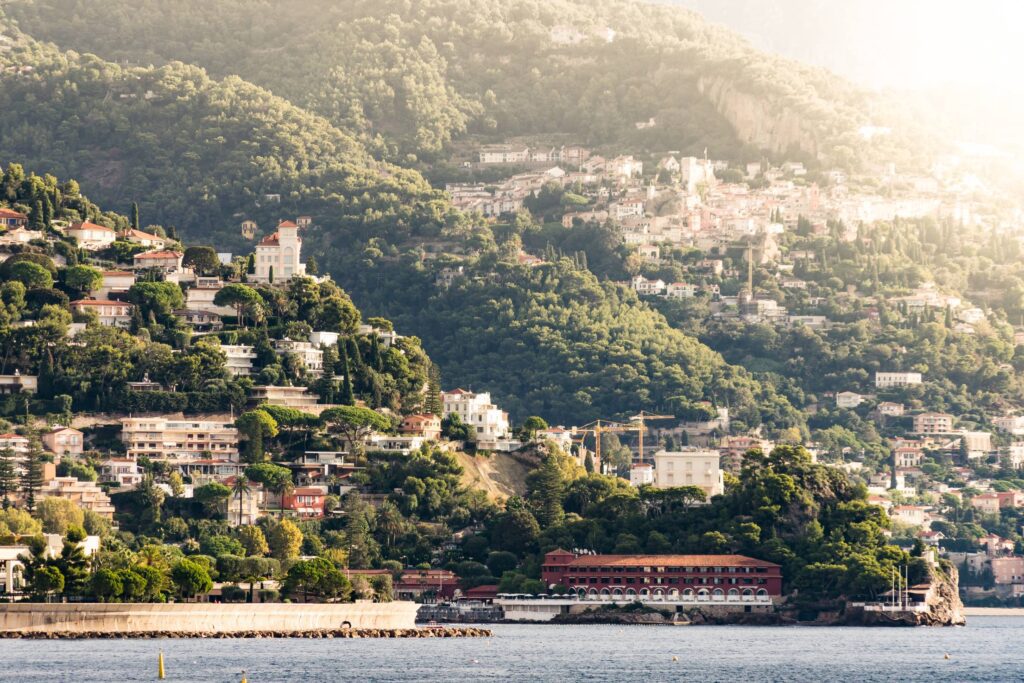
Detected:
left=653, top=449, right=723, bottom=498
left=630, top=463, right=654, bottom=486
left=255, top=221, right=305, bottom=282
left=441, top=389, right=511, bottom=449
left=221, top=345, right=256, bottom=376
left=836, top=392, right=865, bottom=409
left=67, top=221, right=116, bottom=250
left=875, top=372, right=923, bottom=388
left=274, top=339, right=324, bottom=376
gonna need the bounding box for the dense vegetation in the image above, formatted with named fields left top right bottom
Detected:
left=4, top=0, right=918, bottom=168
left=0, top=20, right=449, bottom=254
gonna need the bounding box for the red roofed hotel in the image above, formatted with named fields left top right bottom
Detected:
left=541, top=549, right=782, bottom=602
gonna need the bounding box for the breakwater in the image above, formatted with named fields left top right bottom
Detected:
left=0, top=626, right=491, bottom=639
left=0, top=601, right=420, bottom=635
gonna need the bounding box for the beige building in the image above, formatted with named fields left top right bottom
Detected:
left=70, top=299, right=133, bottom=327
left=249, top=385, right=331, bottom=416
left=875, top=372, right=923, bottom=388
left=120, top=417, right=239, bottom=461
left=41, top=427, right=84, bottom=457
left=66, top=221, right=116, bottom=250
left=273, top=339, right=324, bottom=376
left=39, top=477, right=115, bottom=518
left=254, top=221, right=305, bottom=282
left=913, top=412, right=954, bottom=434
left=652, top=449, right=723, bottom=499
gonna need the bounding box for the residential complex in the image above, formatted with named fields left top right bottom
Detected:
left=652, top=449, right=724, bottom=498
left=441, top=389, right=514, bottom=450
left=120, top=417, right=239, bottom=461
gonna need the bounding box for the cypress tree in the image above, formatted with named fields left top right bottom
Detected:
left=130, top=202, right=140, bottom=230
left=28, top=200, right=44, bottom=229
left=268, top=265, right=274, bottom=284
left=340, top=343, right=355, bottom=405
left=425, top=364, right=442, bottom=415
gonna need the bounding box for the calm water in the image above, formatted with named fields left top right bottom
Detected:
left=2, top=619, right=1023, bottom=682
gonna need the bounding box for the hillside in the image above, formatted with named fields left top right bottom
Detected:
left=3, top=0, right=921, bottom=168
left=0, top=18, right=447, bottom=255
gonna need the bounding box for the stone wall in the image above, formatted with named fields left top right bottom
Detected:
left=0, top=601, right=418, bottom=634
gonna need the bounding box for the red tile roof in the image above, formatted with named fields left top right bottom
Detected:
left=126, top=229, right=165, bottom=241
left=70, top=299, right=133, bottom=307
left=0, top=208, right=27, bottom=219
left=258, top=233, right=280, bottom=246
left=277, top=220, right=298, bottom=228
left=562, top=554, right=780, bottom=568
left=134, top=250, right=182, bottom=259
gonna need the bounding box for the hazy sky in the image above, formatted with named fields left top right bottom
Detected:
left=673, top=0, right=1024, bottom=92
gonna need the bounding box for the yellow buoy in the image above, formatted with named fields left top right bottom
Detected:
left=944, top=653, right=950, bottom=660
left=672, top=656, right=679, bottom=662
left=158, top=651, right=165, bottom=680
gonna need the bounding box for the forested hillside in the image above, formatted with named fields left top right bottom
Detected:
left=0, top=19, right=448, bottom=254
left=4, top=0, right=921, bottom=167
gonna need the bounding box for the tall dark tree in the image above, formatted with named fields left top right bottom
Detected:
left=0, top=447, right=17, bottom=508
left=130, top=202, right=140, bottom=230
left=339, top=343, right=355, bottom=405
left=21, top=440, right=45, bottom=513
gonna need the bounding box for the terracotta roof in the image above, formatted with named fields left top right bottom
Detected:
left=134, top=250, right=182, bottom=259
left=258, top=232, right=280, bottom=246
left=102, top=270, right=135, bottom=277
left=0, top=208, right=27, bottom=219
left=562, top=554, right=780, bottom=568
left=126, top=229, right=165, bottom=241
left=290, top=487, right=326, bottom=496
left=70, top=299, right=132, bottom=307
left=277, top=220, right=298, bottom=228
left=0, top=433, right=27, bottom=439
left=69, top=221, right=115, bottom=233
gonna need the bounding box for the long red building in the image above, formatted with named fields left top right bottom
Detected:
left=541, top=549, right=783, bottom=600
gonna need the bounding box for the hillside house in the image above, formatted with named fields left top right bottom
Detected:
left=0, top=208, right=28, bottom=229
left=133, top=250, right=183, bottom=272
left=41, top=427, right=83, bottom=458
left=67, top=221, right=116, bottom=250
left=123, top=229, right=167, bottom=249
left=254, top=220, right=305, bottom=282
left=70, top=300, right=133, bottom=328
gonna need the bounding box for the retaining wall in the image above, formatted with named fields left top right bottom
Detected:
left=0, top=601, right=418, bottom=634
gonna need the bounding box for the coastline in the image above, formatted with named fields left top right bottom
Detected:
left=963, top=607, right=1024, bottom=617
left=0, top=627, right=491, bottom=639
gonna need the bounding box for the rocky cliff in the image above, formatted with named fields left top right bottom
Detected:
left=698, top=76, right=826, bottom=160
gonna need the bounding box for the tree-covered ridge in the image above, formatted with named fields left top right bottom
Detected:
left=3, top=0, right=922, bottom=167
left=344, top=252, right=801, bottom=428
left=0, top=22, right=449, bottom=253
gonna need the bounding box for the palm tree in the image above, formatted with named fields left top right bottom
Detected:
left=231, top=475, right=252, bottom=526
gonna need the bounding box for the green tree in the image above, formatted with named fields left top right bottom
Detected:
left=214, top=283, right=264, bottom=328
left=0, top=447, right=16, bottom=508
left=20, top=441, right=45, bottom=513
left=7, top=261, right=53, bottom=289
left=182, top=246, right=220, bottom=275
left=267, top=519, right=303, bottom=560
left=171, top=559, right=213, bottom=601
left=320, top=406, right=391, bottom=454
left=63, top=265, right=103, bottom=297
left=235, top=410, right=279, bottom=463
left=230, top=475, right=252, bottom=526
left=236, top=525, right=269, bottom=557
left=90, top=568, right=124, bottom=602
left=245, top=462, right=293, bottom=517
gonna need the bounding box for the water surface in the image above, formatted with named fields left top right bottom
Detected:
left=2, top=619, right=1021, bottom=682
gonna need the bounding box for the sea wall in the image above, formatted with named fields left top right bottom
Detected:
left=0, top=601, right=418, bottom=634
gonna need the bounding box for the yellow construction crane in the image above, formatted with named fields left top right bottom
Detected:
left=574, top=419, right=634, bottom=466
left=629, top=411, right=676, bottom=464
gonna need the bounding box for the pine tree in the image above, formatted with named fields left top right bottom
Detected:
left=529, top=454, right=565, bottom=528
left=130, top=202, right=140, bottom=230
left=21, top=442, right=45, bottom=513
left=306, top=255, right=318, bottom=276
left=0, top=447, right=16, bottom=508
left=584, top=452, right=595, bottom=474
left=425, top=364, right=442, bottom=415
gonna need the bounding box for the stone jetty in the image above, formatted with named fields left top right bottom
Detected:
left=0, top=626, right=492, bottom=639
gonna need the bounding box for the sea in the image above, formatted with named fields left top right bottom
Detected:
left=3, top=618, right=1024, bottom=682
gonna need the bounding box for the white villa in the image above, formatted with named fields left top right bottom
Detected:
left=255, top=220, right=305, bottom=282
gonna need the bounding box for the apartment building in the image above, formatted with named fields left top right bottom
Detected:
left=653, top=449, right=724, bottom=498
left=441, top=389, right=512, bottom=450
left=875, top=372, right=923, bottom=388
left=273, top=339, right=324, bottom=376
left=913, top=412, right=955, bottom=434
left=120, top=417, right=239, bottom=461
left=221, top=345, right=257, bottom=376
